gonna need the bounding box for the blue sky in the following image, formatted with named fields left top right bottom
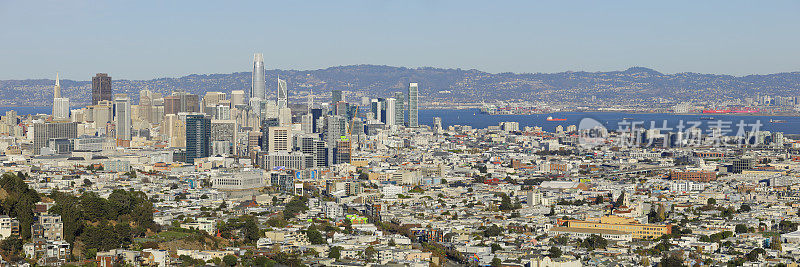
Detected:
left=1, top=0, right=799, bottom=80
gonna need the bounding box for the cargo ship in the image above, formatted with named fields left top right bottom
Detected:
left=546, top=116, right=567, bottom=121
left=770, top=119, right=787, bottom=123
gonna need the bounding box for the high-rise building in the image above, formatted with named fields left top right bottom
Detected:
left=52, top=73, right=70, bottom=120
left=164, top=114, right=186, bottom=148
left=53, top=98, right=70, bottom=120
left=278, top=107, right=291, bottom=126
left=91, top=73, right=112, bottom=105
left=231, top=90, right=245, bottom=106
left=331, top=90, right=343, bottom=104
left=385, top=98, right=396, bottom=126
left=114, top=94, right=132, bottom=142
left=277, top=78, right=288, bottom=109
left=33, top=121, right=78, bottom=154
left=203, top=92, right=226, bottom=114
left=138, top=89, right=153, bottom=123
left=268, top=126, right=292, bottom=153
left=393, top=92, right=404, bottom=126
left=53, top=72, right=61, bottom=99
left=407, top=83, right=419, bottom=127
left=211, top=120, right=237, bottom=156
left=251, top=53, right=266, bottom=101
left=164, top=91, right=200, bottom=115
left=185, top=114, right=211, bottom=164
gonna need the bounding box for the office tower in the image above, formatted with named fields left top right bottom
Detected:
left=361, top=97, right=370, bottom=107
left=53, top=98, right=70, bottom=120
left=278, top=107, right=291, bottom=126
left=331, top=90, right=343, bottom=104
left=91, top=73, right=112, bottom=105
left=407, top=83, right=419, bottom=127
left=231, top=90, right=245, bottom=106
left=277, top=78, right=288, bottom=109
left=214, top=105, right=231, bottom=120
left=301, top=114, right=313, bottom=134
left=211, top=120, right=237, bottom=156
left=138, top=89, right=153, bottom=123
left=53, top=73, right=61, bottom=99
left=385, top=98, right=396, bottom=126
left=334, top=101, right=348, bottom=117
left=268, top=126, right=292, bottom=153
left=164, top=91, right=200, bottom=115
left=114, top=94, right=132, bottom=142
left=393, top=91, right=404, bottom=126
left=185, top=114, right=211, bottom=164
left=164, top=114, right=186, bottom=147
left=370, top=99, right=381, bottom=122
left=260, top=118, right=280, bottom=151
left=310, top=108, right=323, bottom=133
left=50, top=73, right=70, bottom=120
left=251, top=53, right=266, bottom=101
left=33, top=121, right=78, bottom=154
left=203, top=92, right=226, bottom=114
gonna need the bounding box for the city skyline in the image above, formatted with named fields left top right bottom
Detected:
left=2, top=1, right=800, bottom=80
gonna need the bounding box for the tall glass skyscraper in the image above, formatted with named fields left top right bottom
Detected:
left=393, top=91, right=404, bottom=126
left=277, top=78, right=288, bottom=109
left=407, top=83, right=419, bottom=127
left=185, top=114, right=211, bottom=164
left=251, top=53, right=266, bottom=101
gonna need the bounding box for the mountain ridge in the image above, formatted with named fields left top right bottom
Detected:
left=1, top=65, right=799, bottom=107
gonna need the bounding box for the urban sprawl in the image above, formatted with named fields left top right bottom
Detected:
left=1, top=54, right=800, bottom=267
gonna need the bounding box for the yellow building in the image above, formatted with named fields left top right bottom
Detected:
left=558, top=215, right=671, bottom=239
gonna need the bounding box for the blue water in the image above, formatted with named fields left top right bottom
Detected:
left=8, top=106, right=800, bottom=134
left=419, top=109, right=800, bottom=134
left=0, top=106, right=53, bottom=115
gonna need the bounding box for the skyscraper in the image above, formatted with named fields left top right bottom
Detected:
left=251, top=53, right=266, bottom=102
left=277, top=78, right=288, bottom=109
left=53, top=98, right=70, bottom=120
left=385, top=98, right=396, bottom=126
left=393, top=91, right=404, bottom=126
left=33, top=121, right=78, bottom=154
left=114, top=94, right=132, bottom=142
left=138, top=89, right=153, bottom=123
left=185, top=114, right=211, bottom=164
left=92, top=73, right=112, bottom=105
left=231, top=90, right=245, bottom=106
left=53, top=72, right=61, bottom=99
left=52, top=73, right=70, bottom=120
left=331, top=90, right=343, bottom=104
left=407, top=83, right=419, bottom=127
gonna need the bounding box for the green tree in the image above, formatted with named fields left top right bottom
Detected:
left=328, top=246, right=342, bottom=259
left=222, top=255, right=237, bottom=266
left=707, top=198, right=716, bottom=206
left=735, top=224, right=748, bottom=234
left=660, top=253, right=686, bottom=267
left=483, top=224, right=503, bottom=237
left=491, top=257, right=502, bottom=267
left=242, top=216, right=260, bottom=244
left=548, top=246, right=562, bottom=258
left=306, top=227, right=327, bottom=244
left=491, top=243, right=502, bottom=253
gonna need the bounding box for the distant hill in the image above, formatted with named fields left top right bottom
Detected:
left=1, top=65, right=799, bottom=107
